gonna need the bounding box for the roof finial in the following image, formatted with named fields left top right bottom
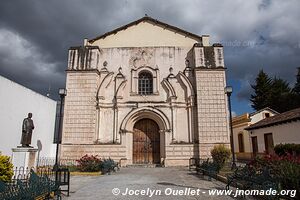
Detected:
left=118, top=67, right=122, bottom=74
left=167, top=66, right=175, bottom=78
left=145, top=14, right=148, bottom=17
left=117, top=66, right=125, bottom=78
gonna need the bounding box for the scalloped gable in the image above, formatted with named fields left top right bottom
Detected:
left=88, top=17, right=203, bottom=48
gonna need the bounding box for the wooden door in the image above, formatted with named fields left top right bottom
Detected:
left=264, top=133, right=274, bottom=154
left=133, top=119, right=160, bottom=164
left=251, top=136, right=258, bottom=158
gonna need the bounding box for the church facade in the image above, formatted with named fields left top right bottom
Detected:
left=61, top=17, right=230, bottom=166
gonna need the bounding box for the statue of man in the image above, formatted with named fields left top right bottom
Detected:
left=21, top=113, right=35, bottom=147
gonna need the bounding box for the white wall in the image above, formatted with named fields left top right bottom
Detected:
left=0, top=76, right=57, bottom=158
left=250, top=121, right=300, bottom=153
left=232, top=109, right=277, bottom=159
left=233, top=125, right=252, bottom=153
left=90, top=21, right=201, bottom=48
left=250, top=110, right=276, bottom=124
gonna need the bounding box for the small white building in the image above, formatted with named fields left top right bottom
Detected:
left=246, top=107, right=300, bottom=156
left=0, top=75, right=57, bottom=158
left=232, top=108, right=278, bottom=160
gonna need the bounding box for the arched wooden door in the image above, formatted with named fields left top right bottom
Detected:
left=133, top=119, right=160, bottom=164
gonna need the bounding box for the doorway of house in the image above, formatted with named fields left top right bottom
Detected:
left=251, top=136, right=258, bottom=158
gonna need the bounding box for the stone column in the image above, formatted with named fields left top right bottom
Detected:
left=11, top=147, right=38, bottom=170
left=194, top=44, right=230, bottom=158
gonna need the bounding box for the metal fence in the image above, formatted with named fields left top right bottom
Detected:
left=8, top=166, right=57, bottom=185
left=11, top=166, right=33, bottom=182
left=1, top=166, right=61, bottom=200
left=37, top=157, right=78, bottom=167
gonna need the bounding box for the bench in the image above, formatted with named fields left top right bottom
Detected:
left=196, top=159, right=220, bottom=181
left=0, top=170, right=60, bottom=200
left=55, top=167, right=70, bottom=196
left=226, top=165, right=278, bottom=199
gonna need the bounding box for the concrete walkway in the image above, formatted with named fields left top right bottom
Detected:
left=63, top=167, right=239, bottom=200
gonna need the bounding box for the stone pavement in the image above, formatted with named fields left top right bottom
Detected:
left=63, top=167, right=242, bottom=200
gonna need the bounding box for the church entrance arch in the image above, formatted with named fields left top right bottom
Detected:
left=120, top=107, right=171, bottom=165
left=133, top=119, right=160, bottom=164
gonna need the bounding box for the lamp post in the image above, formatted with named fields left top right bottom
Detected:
left=225, top=86, right=236, bottom=170
left=54, top=88, right=67, bottom=171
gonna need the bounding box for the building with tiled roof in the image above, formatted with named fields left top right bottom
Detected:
left=232, top=108, right=278, bottom=161
left=245, top=107, right=300, bottom=156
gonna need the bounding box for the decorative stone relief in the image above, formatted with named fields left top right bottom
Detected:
left=213, top=46, right=225, bottom=67
left=68, top=46, right=101, bottom=70
left=115, top=67, right=127, bottom=99
left=97, top=72, right=114, bottom=100
left=194, top=47, right=205, bottom=68
left=129, top=48, right=154, bottom=68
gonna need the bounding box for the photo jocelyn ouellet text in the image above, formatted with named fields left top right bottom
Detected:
left=111, top=187, right=297, bottom=198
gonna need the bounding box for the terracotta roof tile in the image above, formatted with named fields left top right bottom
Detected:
left=246, top=107, right=300, bottom=130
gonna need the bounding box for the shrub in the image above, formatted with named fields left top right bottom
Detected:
left=211, top=144, right=231, bottom=169
left=274, top=143, right=300, bottom=156
left=250, top=154, right=300, bottom=198
left=0, top=152, right=14, bottom=182
left=76, top=154, right=102, bottom=172
left=99, top=158, right=118, bottom=174
left=66, top=165, right=79, bottom=172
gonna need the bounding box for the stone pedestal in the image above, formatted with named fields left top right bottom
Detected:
left=11, top=147, right=38, bottom=170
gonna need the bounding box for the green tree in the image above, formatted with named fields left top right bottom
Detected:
left=250, top=70, right=272, bottom=110
left=251, top=68, right=300, bottom=113
left=293, top=67, right=300, bottom=95
left=269, top=77, right=291, bottom=113
left=0, top=152, right=14, bottom=182
left=291, top=68, right=300, bottom=109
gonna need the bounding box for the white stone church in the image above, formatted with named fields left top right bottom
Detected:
left=61, top=16, right=230, bottom=166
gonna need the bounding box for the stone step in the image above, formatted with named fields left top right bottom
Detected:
left=125, top=164, right=161, bottom=168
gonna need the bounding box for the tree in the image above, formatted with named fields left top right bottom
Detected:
left=250, top=70, right=272, bottom=110
left=269, top=77, right=291, bottom=113
left=291, top=67, right=300, bottom=109
left=293, top=67, right=300, bottom=95
left=250, top=68, right=300, bottom=113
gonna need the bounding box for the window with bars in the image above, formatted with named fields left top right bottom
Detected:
left=138, top=71, right=153, bottom=95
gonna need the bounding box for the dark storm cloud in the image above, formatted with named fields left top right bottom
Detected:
left=0, top=0, right=300, bottom=104
left=0, top=0, right=131, bottom=98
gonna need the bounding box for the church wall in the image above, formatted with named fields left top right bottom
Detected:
left=97, top=107, right=114, bottom=142
left=60, top=144, right=126, bottom=161
left=62, top=71, right=99, bottom=145
left=97, top=47, right=190, bottom=83
left=90, top=21, right=200, bottom=48
left=174, top=107, right=190, bottom=142
left=61, top=44, right=231, bottom=164
left=61, top=20, right=230, bottom=166
left=95, top=47, right=193, bottom=145
left=195, top=69, right=230, bottom=157
left=165, top=144, right=196, bottom=166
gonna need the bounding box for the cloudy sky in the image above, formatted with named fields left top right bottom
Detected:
left=0, top=0, right=299, bottom=115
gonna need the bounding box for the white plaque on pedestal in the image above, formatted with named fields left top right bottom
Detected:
left=11, top=147, right=38, bottom=170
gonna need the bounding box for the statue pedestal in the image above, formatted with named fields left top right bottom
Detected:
left=11, top=147, right=38, bottom=170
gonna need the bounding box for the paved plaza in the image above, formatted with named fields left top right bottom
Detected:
left=63, top=167, right=245, bottom=200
